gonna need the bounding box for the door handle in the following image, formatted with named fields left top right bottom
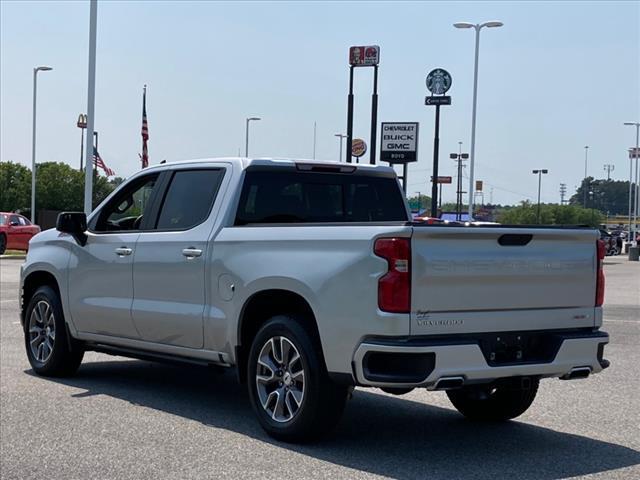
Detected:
left=182, top=247, right=202, bottom=258
left=115, top=247, right=133, bottom=256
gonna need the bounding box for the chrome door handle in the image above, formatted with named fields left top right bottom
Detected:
left=115, top=247, right=133, bottom=256
left=182, top=247, right=202, bottom=258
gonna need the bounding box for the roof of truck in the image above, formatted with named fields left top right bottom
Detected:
left=145, top=157, right=396, bottom=174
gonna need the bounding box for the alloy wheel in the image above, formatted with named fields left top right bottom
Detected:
left=28, top=300, right=56, bottom=363
left=255, top=336, right=306, bottom=423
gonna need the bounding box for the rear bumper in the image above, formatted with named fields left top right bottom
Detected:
left=352, top=329, right=609, bottom=389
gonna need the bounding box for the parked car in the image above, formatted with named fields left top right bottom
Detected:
left=0, top=212, right=41, bottom=254
left=599, top=229, right=620, bottom=256
left=19, top=158, right=609, bottom=441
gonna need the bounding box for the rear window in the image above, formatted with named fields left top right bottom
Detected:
left=235, top=170, right=408, bottom=225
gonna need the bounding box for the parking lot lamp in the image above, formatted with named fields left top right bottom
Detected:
left=30, top=66, right=53, bottom=223
left=454, top=20, right=503, bottom=219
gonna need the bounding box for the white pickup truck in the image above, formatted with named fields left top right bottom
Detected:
left=20, top=158, right=609, bottom=441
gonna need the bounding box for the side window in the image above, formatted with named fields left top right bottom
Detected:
left=19, top=216, right=30, bottom=226
left=156, top=169, right=223, bottom=230
left=93, top=174, right=159, bottom=232
left=9, top=215, right=20, bottom=226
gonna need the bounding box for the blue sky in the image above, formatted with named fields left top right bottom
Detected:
left=1, top=1, right=638, bottom=205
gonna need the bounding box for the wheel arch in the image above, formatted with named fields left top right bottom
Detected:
left=235, top=289, right=324, bottom=383
left=21, top=270, right=61, bottom=327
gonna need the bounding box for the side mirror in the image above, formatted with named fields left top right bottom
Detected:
left=56, top=212, right=88, bottom=246
left=9, top=220, right=20, bottom=226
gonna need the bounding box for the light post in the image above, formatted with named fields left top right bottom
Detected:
left=245, top=117, right=261, bottom=157
left=30, top=66, right=53, bottom=223
left=532, top=169, right=548, bottom=224
left=450, top=149, right=469, bottom=221
left=454, top=20, right=503, bottom=219
left=335, top=133, right=347, bottom=162
left=583, top=145, right=589, bottom=207
left=624, top=122, right=639, bottom=242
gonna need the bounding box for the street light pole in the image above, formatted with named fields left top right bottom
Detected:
left=454, top=20, right=503, bottom=220
left=335, top=134, right=347, bottom=162
left=624, top=122, right=640, bottom=242
left=583, top=145, right=589, bottom=208
left=245, top=117, right=260, bottom=157
left=83, top=0, right=98, bottom=215
left=532, top=169, right=548, bottom=224
left=30, top=66, right=52, bottom=223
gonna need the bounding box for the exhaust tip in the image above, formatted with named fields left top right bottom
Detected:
left=561, top=367, right=591, bottom=380
left=434, top=376, right=465, bottom=390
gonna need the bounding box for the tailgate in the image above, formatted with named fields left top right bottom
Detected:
left=410, top=227, right=598, bottom=335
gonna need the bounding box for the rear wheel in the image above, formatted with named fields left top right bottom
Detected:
left=446, top=378, right=539, bottom=421
left=247, top=315, right=348, bottom=442
left=24, top=286, right=84, bottom=377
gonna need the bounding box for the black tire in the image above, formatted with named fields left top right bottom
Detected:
left=24, top=285, right=84, bottom=377
left=0, top=234, right=6, bottom=255
left=247, top=315, right=348, bottom=442
left=446, top=378, right=539, bottom=421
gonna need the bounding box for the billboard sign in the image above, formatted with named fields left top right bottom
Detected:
left=475, top=180, right=483, bottom=192
left=349, top=46, right=380, bottom=67
left=380, top=122, right=419, bottom=164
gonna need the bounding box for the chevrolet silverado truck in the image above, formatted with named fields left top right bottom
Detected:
left=20, top=158, right=609, bottom=441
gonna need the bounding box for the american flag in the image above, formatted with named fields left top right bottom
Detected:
left=93, top=147, right=115, bottom=177
left=141, top=85, right=149, bottom=168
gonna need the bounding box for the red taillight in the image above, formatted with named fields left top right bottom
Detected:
left=596, top=240, right=605, bottom=306
left=374, top=237, right=410, bottom=313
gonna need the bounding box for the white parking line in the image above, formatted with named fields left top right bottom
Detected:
left=604, top=319, right=639, bottom=324
left=0, top=299, right=16, bottom=304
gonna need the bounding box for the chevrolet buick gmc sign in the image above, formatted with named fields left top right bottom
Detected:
left=380, top=122, right=419, bottom=164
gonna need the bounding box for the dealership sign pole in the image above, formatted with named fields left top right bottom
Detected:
left=380, top=122, right=419, bottom=192
left=347, top=46, right=380, bottom=164
left=425, top=68, right=452, bottom=217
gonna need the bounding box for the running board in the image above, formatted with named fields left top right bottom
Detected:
left=86, top=343, right=232, bottom=368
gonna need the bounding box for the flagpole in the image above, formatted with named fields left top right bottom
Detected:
left=141, top=84, right=148, bottom=168
left=83, top=0, right=98, bottom=214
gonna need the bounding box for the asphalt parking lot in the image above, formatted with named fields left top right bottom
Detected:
left=1, top=255, right=639, bottom=480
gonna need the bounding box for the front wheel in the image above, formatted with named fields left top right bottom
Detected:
left=247, top=315, right=348, bottom=442
left=24, top=286, right=84, bottom=377
left=446, top=378, right=539, bottom=421
left=0, top=234, right=6, bottom=255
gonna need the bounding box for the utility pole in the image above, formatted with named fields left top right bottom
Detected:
left=603, top=164, right=614, bottom=180
left=583, top=145, right=589, bottom=208
left=559, top=183, right=567, bottom=205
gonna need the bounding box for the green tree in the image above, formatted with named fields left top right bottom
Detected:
left=498, top=201, right=603, bottom=227
left=406, top=194, right=432, bottom=212
left=0, top=161, right=31, bottom=213
left=570, top=177, right=632, bottom=215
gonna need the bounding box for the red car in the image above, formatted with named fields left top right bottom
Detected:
left=0, top=212, right=41, bottom=254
